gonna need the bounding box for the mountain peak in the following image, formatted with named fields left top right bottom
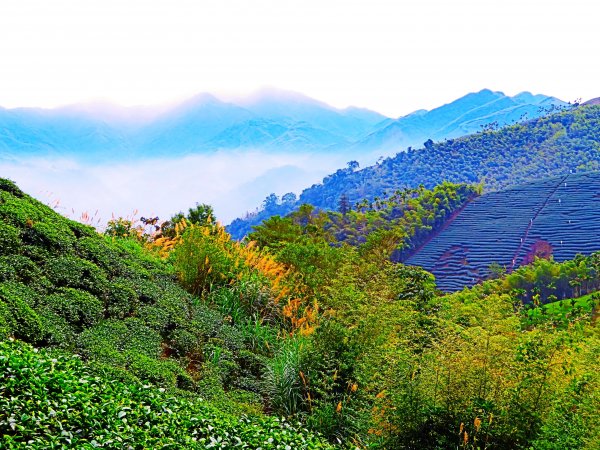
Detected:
left=180, top=92, right=222, bottom=107
left=472, top=88, right=505, bottom=99
left=582, top=97, right=600, bottom=106
left=477, top=88, right=498, bottom=95
left=239, top=87, right=331, bottom=109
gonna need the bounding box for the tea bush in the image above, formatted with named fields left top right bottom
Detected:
left=0, top=339, right=333, bottom=449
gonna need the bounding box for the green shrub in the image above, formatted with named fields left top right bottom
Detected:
left=23, top=221, right=76, bottom=253
left=0, top=178, right=24, bottom=197
left=234, top=348, right=269, bottom=393
left=41, top=288, right=104, bottom=329
left=0, top=300, right=12, bottom=337
left=0, top=282, right=45, bottom=342
left=216, top=321, right=245, bottom=353
left=0, top=255, right=45, bottom=286
left=67, top=220, right=96, bottom=239
left=37, top=310, right=76, bottom=349
left=204, top=341, right=240, bottom=385
left=145, top=279, right=195, bottom=331
left=75, top=236, right=126, bottom=276
left=79, top=318, right=163, bottom=362
left=88, top=360, right=142, bottom=385
left=0, top=191, right=35, bottom=227
left=110, top=236, right=169, bottom=277
left=0, top=222, right=20, bottom=256
left=196, top=361, right=228, bottom=401
left=188, top=302, right=227, bottom=337
left=44, top=255, right=108, bottom=296
left=0, top=257, right=16, bottom=282
left=106, top=281, right=139, bottom=319
left=169, top=328, right=198, bottom=356
left=136, top=304, right=171, bottom=333
left=128, top=276, right=164, bottom=304
left=127, top=353, right=179, bottom=388
left=21, top=244, right=53, bottom=264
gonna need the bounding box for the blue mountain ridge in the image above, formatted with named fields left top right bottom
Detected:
left=0, top=89, right=564, bottom=163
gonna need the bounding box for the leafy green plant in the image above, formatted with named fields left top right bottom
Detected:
left=0, top=339, right=334, bottom=449
left=41, top=288, right=103, bottom=330
left=0, top=222, right=20, bottom=255
left=263, top=336, right=307, bottom=417
left=0, top=282, right=45, bottom=343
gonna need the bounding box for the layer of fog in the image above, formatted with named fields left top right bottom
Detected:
left=0, top=151, right=348, bottom=227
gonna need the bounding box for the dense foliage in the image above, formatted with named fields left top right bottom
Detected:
left=502, top=253, right=600, bottom=304
left=0, top=339, right=332, bottom=449
left=2, top=177, right=599, bottom=449
left=243, top=199, right=600, bottom=449
left=250, top=182, right=480, bottom=263
left=0, top=178, right=329, bottom=446
left=229, top=104, right=600, bottom=239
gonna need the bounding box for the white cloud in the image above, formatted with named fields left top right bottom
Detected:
left=0, top=151, right=343, bottom=225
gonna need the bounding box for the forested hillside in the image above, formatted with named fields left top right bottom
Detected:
left=350, top=89, right=565, bottom=154
left=2, top=178, right=599, bottom=449
left=250, top=182, right=480, bottom=263
left=229, top=104, right=600, bottom=239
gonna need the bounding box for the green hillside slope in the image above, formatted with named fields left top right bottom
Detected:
left=0, top=177, right=200, bottom=388
left=229, top=104, right=600, bottom=239
left=0, top=178, right=331, bottom=447
left=406, top=172, right=600, bottom=291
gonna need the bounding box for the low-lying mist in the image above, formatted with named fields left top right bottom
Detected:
left=0, top=150, right=345, bottom=227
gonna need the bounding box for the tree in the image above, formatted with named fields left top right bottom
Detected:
left=347, top=160, right=360, bottom=172
left=488, top=262, right=506, bottom=279
left=161, top=202, right=215, bottom=238
left=263, top=193, right=280, bottom=210
left=281, top=192, right=297, bottom=205
left=186, top=203, right=214, bottom=225
left=248, top=216, right=301, bottom=249
left=338, top=194, right=351, bottom=216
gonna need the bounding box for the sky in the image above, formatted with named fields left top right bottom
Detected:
left=1, top=0, right=599, bottom=117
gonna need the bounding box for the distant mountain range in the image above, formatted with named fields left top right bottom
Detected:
left=353, top=90, right=566, bottom=155
left=228, top=102, right=600, bottom=239
left=0, top=88, right=565, bottom=162
left=0, top=88, right=569, bottom=225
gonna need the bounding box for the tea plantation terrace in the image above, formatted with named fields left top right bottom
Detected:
left=405, top=172, right=600, bottom=291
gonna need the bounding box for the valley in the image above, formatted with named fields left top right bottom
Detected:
left=3, top=1, right=599, bottom=447
left=2, top=90, right=599, bottom=450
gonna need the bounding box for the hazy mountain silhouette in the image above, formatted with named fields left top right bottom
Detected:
left=0, top=88, right=564, bottom=162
